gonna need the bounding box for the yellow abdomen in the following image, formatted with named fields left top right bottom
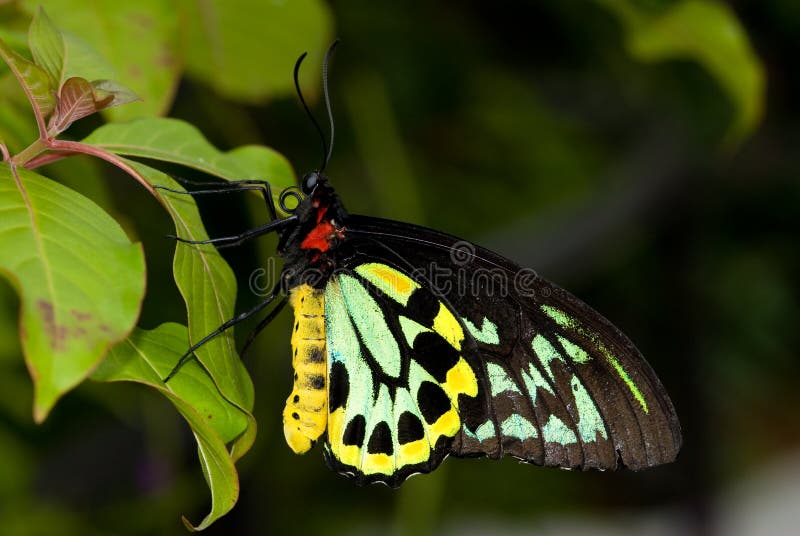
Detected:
left=283, top=284, right=327, bottom=454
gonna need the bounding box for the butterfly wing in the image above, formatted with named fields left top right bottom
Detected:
left=331, top=215, right=681, bottom=475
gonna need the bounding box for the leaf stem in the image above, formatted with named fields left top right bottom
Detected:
left=10, top=136, right=159, bottom=198
left=25, top=152, right=70, bottom=169
left=47, top=139, right=157, bottom=196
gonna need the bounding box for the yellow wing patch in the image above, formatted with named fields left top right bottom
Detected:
left=433, top=303, right=464, bottom=350
left=430, top=408, right=461, bottom=438
left=355, top=263, right=419, bottom=305
left=443, top=357, right=479, bottom=399
left=397, top=439, right=429, bottom=466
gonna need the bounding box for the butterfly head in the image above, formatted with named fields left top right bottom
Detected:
left=301, top=171, right=323, bottom=195
left=299, top=170, right=344, bottom=222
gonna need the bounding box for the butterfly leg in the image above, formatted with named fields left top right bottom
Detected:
left=156, top=177, right=278, bottom=221
left=167, top=214, right=298, bottom=249
left=240, top=296, right=288, bottom=357
left=162, top=284, right=282, bottom=382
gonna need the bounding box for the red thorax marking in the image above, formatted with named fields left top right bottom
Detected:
left=300, top=204, right=343, bottom=252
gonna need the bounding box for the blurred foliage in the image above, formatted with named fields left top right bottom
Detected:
left=0, top=0, right=797, bottom=535
left=598, top=0, right=765, bottom=146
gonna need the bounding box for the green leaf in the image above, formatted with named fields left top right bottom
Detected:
left=0, top=164, right=145, bottom=421
left=92, top=323, right=241, bottom=530
left=0, top=35, right=55, bottom=123
left=178, top=0, right=334, bottom=102
left=82, top=117, right=296, bottom=197
left=59, top=32, right=119, bottom=83
left=119, top=159, right=255, bottom=460
left=21, top=0, right=181, bottom=119
left=28, top=7, right=64, bottom=88
left=597, top=0, right=765, bottom=145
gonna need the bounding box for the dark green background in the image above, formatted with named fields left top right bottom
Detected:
left=0, top=1, right=797, bottom=535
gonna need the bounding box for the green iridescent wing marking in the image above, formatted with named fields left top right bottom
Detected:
left=542, top=304, right=647, bottom=412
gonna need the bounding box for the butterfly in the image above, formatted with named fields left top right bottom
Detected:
left=164, top=45, right=681, bottom=488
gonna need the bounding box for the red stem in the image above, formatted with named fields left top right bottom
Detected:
left=25, top=151, right=71, bottom=169
left=46, top=139, right=158, bottom=197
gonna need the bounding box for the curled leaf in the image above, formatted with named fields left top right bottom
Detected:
left=49, top=76, right=99, bottom=134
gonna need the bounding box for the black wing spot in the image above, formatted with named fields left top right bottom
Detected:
left=294, top=322, right=299, bottom=332
left=406, top=288, right=439, bottom=327
left=417, top=381, right=451, bottom=425
left=413, top=332, right=459, bottom=382
left=397, top=411, right=425, bottom=444
left=367, top=421, right=394, bottom=455
left=293, top=394, right=300, bottom=403
left=343, top=415, right=367, bottom=447
left=292, top=412, right=300, bottom=420
left=329, top=361, right=349, bottom=411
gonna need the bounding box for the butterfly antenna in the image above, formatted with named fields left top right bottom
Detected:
left=321, top=39, right=340, bottom=172
left=294, top=51, right=328, bottom=171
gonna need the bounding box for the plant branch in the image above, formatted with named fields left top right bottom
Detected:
left=11, top=138, right=48, bottom=167
left=46, top=139, right=157, bottom=197
left=9, top=133, right=160, bottom=200
left=25, top=151, right=72, bottom=169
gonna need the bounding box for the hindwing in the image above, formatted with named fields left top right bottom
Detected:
left=323, top=263, right=479, bottom=486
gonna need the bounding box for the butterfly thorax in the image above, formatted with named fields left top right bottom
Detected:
left=279, top=177, right=348, bottom=289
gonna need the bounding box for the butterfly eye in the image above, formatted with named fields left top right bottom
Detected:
left=302, top=172, right=320, bottom=194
